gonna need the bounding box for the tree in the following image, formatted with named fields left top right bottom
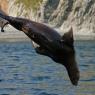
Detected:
left=14, top=0, right=48, bottom=22
left=14, top=0, right=43, bottom=11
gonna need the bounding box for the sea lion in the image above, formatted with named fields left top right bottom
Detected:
left=0, top=12, right=79, bottom=86
left=0, top=9, right=8, bottom=32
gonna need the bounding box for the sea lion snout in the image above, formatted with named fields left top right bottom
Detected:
left=64, top=56, right=79, bottom=86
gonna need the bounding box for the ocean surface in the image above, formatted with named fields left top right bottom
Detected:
left=0, top=41, right=95, bottom=95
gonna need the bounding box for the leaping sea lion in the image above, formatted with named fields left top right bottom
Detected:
left=0, top=12, right=79, bottom=86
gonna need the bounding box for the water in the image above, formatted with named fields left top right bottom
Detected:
left=0, top=41, right=95, bottom=95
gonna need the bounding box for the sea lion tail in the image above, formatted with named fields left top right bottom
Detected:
left=0, top=10, right=10, bottom=21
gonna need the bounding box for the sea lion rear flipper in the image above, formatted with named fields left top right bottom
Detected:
left=1, top=21, right=9, bottom=32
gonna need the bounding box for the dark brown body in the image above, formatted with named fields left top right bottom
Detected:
left=0, top=12, right=79, bottom=86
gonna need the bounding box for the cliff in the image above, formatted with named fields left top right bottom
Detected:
left=0, top=0, right=8, bottom=14
left=8, top=0, right=95, bottom=33
left=0, top=0, right=8, bottom=26
left=0, top=0, right=95, bottom=40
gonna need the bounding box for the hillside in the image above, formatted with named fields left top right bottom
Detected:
left=0, top=0, right=95, bottom=40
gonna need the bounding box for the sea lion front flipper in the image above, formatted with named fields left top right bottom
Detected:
left=31, top=41, right=39, bottom=48
left=61, top=27, right=74, bottom=48
left=61, top=27, right=79, bottom=85
left=31, top=41, right=49, bottom=56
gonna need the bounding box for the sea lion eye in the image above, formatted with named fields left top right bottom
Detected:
left=32, top=34, right=35, bottom=38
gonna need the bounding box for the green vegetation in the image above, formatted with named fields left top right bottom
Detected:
left=15, top=0, right=43, bottom=11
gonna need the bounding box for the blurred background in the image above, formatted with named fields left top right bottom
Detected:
left=0, top=0, right=95, bottom=41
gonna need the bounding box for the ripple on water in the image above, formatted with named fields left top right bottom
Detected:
left=38, top=92, right=58, bottom=95
left=0, top=41, right=95, bottom=95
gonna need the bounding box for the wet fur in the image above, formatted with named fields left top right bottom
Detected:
left=0, top=13, right=79, bottom=86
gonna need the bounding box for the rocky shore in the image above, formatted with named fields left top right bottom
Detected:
left=0, top=27, right=30, bottom=42
left=1, top=0, right=95, bottom=42
left=0, top=26, right=95, bottom=42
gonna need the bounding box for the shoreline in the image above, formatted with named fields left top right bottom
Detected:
left=0, top=27, right=95, bottom=42
left=0, top=34, right=95, bottom=42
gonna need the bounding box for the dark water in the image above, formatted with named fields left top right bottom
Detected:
left=0, top=41, right=95, bottom=95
